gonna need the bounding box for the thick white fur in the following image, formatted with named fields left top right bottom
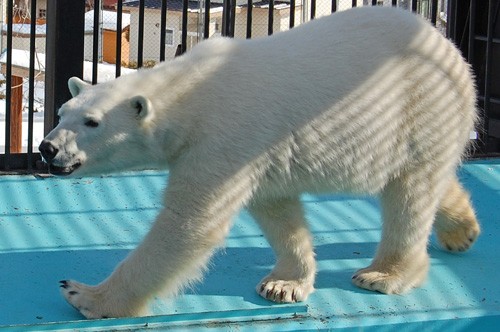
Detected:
left=41, top=7, right=480, bottom=318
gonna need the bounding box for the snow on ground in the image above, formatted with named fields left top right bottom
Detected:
left=0, top=80, right=45, bottom=153
left=0, top=102, right=45, bottom=154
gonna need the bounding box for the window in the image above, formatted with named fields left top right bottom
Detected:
left=39, top=8, right=47, bottom=18
left=165, top=29, right=174, bottom=46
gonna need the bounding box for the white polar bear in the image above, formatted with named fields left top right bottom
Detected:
left=39, top=7, right=480, bottom=318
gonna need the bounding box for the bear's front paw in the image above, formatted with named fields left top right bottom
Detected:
left=257, top=278, right=314, bottom=303
left=60, top=280, right=144, bottom=318
left=60, top=280, right=111, bottom=319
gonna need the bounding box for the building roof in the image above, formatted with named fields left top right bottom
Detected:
left=85, top=10, right=131, bottom=32
left=103, top=0, right=120, bottom=6
left=0, top=49, right=135, bottom=82
left=248, top=0, right=291, bottom=9
left=123, top=0, right=223, bottom=12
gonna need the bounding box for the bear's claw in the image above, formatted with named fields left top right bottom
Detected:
left=257, top=278, right=313, bottom=303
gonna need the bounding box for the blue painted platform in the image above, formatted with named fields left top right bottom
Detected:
left=0, top=159, right=499, bottom=331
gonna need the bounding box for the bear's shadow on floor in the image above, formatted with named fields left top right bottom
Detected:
left=1, top=240, right=381, bottom=322
left=188, top=241, right=380, bottom=300
left=1, top=233, right=485, bottom=324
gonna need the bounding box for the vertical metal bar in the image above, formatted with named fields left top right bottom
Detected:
left=371, top=0, right=376, bottom=6
left=27, top=0, right=38, bottom=169
left=92, top=0, right=100, bottom=84
left=116, top=0, right=123, bottom=76
left=182, top=0, right=188, bottom=53
left=483, top=0, right=496, bottom=150
left=332, top=0, right=337, bottom=13
left=290, top=0, right=295, bottom=27
left=160, top=0, right=167, bottom=61
left=45, top=0, right=85, bottom=135
left=221, top=0, right=235, bottom=37
left=448, top=0, right=458, bottom=41
left=268, top=0, right=274, bottom=35
left=411, top=0, right=417, bottom=12
left=230, top=0, right=236, bottom=37
left=204, top=0, right=211, bottom=38
left=352, top=0, right=356, bottom=8
left=4, top=0, right=13, bottom=168
left=138, top=0, right=145, bottom=67
left=392, top=0, right=397, bottom=7
left=467, top=0, right=478, bottom=151
left=467, top=0, right=476, bottom=64
left=247, top=0, right=253, bottom=38
left=222, top=0, right=228, bottom=36
left=311, top=0, right=316, bottom=19
left=430, top=0, right=438, bottom=25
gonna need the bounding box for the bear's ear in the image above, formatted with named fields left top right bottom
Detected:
left=130, top=95, right=154, bottom=122
left=68, top=77, right=90, bottom=97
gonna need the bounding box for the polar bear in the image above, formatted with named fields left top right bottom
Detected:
left=39, top=7, right=480, bottom=318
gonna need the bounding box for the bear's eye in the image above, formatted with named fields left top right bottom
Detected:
left=85, top=119, right=99, bottom=128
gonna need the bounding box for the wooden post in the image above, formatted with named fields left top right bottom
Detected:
left=10, top=75, right=23, bottom=153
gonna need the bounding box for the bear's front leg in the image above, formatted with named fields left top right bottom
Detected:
left=60, top=172, right=248, bottom=318
left=60, top=206, right=227, bottom=318
left=249, top=197, right=316, bottom=303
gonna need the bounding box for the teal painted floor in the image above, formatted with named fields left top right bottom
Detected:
left=0, top=159, right=499, bottom=331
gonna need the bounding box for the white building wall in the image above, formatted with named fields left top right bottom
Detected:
left=127, top=7, right=184, bottom=65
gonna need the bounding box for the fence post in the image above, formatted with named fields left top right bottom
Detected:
left=44, top=0, right=85, bottom=136
left=10, top=76, right=23, bottom=153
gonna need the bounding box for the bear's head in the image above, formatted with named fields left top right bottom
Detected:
left=39, top=77, right=157, bottom=176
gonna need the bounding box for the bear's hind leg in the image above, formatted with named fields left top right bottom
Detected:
left=434, top=176, right=480, bottom=252
left=248, top=197, right=316, bottom=303
left=352, top=174, right=439, bottom=294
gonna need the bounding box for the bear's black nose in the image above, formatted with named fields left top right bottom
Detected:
left=39, top=140, right=59, bottom=163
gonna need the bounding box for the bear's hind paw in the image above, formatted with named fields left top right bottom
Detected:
left=436, top=221, right=480, bottom=252
left=257, top=278, right=314, bottom=303
left=351, top=265, right=427, bottom=294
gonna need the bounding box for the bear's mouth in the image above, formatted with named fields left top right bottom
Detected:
left=48, top=162, right=82, bottom=176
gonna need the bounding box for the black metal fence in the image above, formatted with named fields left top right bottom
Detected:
left=448, top=0, right=500, bottom=155
left=1, top=0, right=40, bottom=171
left=0, top=0, right=498, bottom=172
